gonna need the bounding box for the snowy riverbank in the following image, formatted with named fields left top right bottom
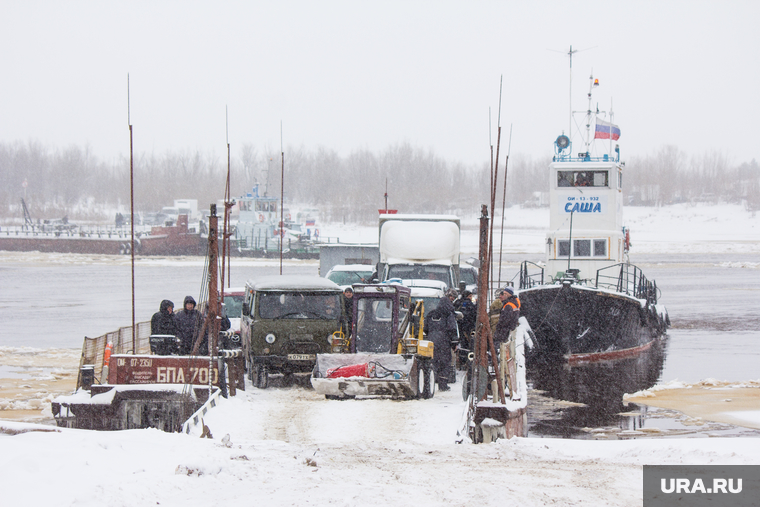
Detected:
left=2, top=385, right=760, bottom=507
left=1, top=202, right=759, bottom=506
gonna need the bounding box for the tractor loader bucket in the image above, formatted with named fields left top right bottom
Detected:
left=311, top=353, right=425, bottom=399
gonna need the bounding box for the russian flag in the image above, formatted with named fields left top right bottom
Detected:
left=594, top=118, right=621, bottom=140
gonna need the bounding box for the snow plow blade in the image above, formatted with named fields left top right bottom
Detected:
left=311, top=353, right=426, bottom=399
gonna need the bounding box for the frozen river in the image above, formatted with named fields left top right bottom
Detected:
left=2, top=251, right=758, bottom=384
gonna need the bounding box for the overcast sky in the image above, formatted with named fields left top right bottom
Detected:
left=2, top=1, right=758, bottom=167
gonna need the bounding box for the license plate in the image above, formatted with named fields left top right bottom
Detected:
left=287, top=354, right=315, bottom=361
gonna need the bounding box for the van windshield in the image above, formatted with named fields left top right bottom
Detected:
left=223, top=294, right=245, bottom=318
left=258, top=292, right=342, bottom=320
left=387, top=265, right=450, bottom=286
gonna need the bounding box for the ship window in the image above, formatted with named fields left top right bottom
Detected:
left=618, top=170, right=623, bottom=190
left=558, top=240, right=570, bottom=257
left=593, top=239, right=607, bottom=257
left=574, top=239, right=591, bottom=257
left=557, top=170, right=609, bottom=188
left=593, top=172, right=608, bottom=187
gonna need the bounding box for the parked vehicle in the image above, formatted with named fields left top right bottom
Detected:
left=240, top=275, right=345, bottom=388
left=222, top=287, right=246, bottom=329
left=311, top=283, right=436, bottom=399
left=378, top=214, right=461, bottom=289
left=324, top=264, right=375, bottom=289
left=459, top=265, right=479, bottom=294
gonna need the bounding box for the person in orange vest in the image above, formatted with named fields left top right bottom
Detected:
left=494, top=286, right=520, bottom=347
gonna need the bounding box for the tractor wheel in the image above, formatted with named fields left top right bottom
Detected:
left=417, top=364, right=426, bottom=399
left=420, top=361, right=436, bottom=399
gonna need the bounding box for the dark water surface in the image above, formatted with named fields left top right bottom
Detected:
left=515, top=253, right=760, bottom=438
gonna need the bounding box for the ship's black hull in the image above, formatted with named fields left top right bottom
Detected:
left=519, top=283, right=668, bottom=367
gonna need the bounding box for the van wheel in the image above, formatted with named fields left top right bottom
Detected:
left=253, top=364, right=269, bottom=389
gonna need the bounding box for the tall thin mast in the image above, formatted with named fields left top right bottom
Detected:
left=279, top=122, right=284, bottom=275
left=221, top=107, right=232, bottom=296
left=127, top=74, right=136, bottom=354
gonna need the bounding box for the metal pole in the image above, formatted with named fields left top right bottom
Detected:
left=128, top=74, right=136, bottom=354
left=279, top=122, right=284, bottom=275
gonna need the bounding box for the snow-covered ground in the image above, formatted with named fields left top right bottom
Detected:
left=2, top=203, right=760, bottom=506
left=3, top=384, right=760, bottom=507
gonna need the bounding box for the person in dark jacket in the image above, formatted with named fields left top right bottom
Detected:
left=175, top=295, right=201, bottom=355
left=494, top=287, right=520, bottom=347
left=425, top=289, right=458, bottom=391
left=455, top=290, right=477, bottom=351
left=194, top=301, right=231, bottom=355
left=342, top=287, right=354, bottom=339
left=151, top=299, right=177, bottom=336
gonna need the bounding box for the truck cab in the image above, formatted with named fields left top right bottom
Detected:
left=240, top=275, right=344, bottom=388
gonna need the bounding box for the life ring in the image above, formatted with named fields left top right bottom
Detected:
left=286, top=213, right=292, bottom=221
left=314, top=229, right=320, bottom=239
left=258, top=214, right=265, bottom=223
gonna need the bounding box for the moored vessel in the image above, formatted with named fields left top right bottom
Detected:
left=518, top=76, right=669, bottom=367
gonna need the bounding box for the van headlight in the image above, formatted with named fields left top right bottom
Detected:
left=265, top=333, right=276, bottom=344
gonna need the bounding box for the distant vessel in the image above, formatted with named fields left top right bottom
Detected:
left=518, top=75, right=669, bottom=367
left=0, top=211, right=204, bottom=256
left=232, top=184, right=319, bottom=258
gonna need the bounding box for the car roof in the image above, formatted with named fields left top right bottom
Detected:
left=327, top=264, right=375, bottom=272
left=396, top=279, right=448, bottom=290
left=409, top=286, right=445, bottom=297
left=246, top=275, right=342, bottom=291
left=221, top=287, right=246, bottom=295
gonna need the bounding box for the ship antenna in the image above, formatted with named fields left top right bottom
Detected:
left=584, top=72, right=599, bottom=154
left=548, top=45, right=595, bottom=143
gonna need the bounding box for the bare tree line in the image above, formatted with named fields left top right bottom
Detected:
left=1, top=140, right=758, bottom=225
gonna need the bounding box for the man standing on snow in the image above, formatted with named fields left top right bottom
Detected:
left=494, top=287, right=520, bottom=347
left=425, top=289, right=459, bottom=391
left=341, top=287, right=354, bottom=339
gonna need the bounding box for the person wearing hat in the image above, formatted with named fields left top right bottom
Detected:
left=425, top=288, right=459, bottom=391
left=456, top=290, right=477, bottom=352
left=489, top=288, right=504, bottom=335
left=341, top=287, right=354, bottom=339
left=151, top=299, right=178, bottom=337
left=175, top=295, right=201, bottom=355
left=494, top=286, right=521, bottom=346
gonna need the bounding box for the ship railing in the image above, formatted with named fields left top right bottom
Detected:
left=77, top=321, right=153, bottom=389
left=1, top=224, right=149, bottom=239
left=518, top=261, right=544, bottom=289
left=553, top=153, right=620, bottom=163
left=596, top=263, right=658, bottom=305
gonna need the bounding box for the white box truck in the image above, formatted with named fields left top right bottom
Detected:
left=378, top=214, right=461, bottom=289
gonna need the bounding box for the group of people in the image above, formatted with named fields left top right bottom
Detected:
left=150, top=296, right=231, bottom=356
left=425, top=286, right=521, bottom=392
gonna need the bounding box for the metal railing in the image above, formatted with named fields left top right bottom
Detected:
left=596, top=263, right=659, bottom=305
left=518, top=261, right=544, bottom=290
